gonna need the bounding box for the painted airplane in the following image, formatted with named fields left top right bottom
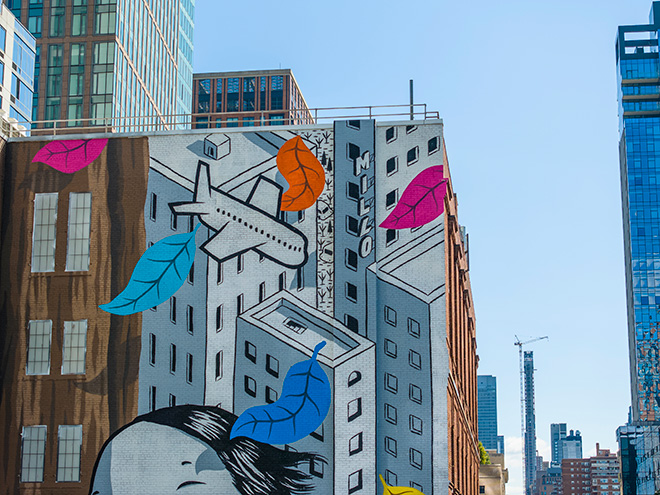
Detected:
left=170, top=161, right=309, bottom=269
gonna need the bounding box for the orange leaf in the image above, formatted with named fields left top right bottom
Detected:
left=277, top=136, right=325, bottom=211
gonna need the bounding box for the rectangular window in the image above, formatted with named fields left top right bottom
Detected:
left=66, top=192, right=92, bottom=271
left=31, top=193, right=58, bottom=272
left=346, top=282, right=358, bottom=302
left=296, top=267, right=303, bottom=291
left=346, top=216, right=359, bottom=236
left=386, top=228, right=398, bottom=245
left=21, top=426, right=47, bottom=482
left=385, top=126, right=397, bottom=143
left=237, top=253, right=244, bottom=273
left=217, top=262, right=223, bottom=284
left=215, top=78, right=223, bottom=111
left=244, top=375, right=256, bottom=397
left=237, top=293, right=244, bottom=314
left=215, top=305, right=223, bottom=331
left=243, top=77, right=255, bottom=111
left=384, top=373, right=398, bottom=393
left=149, top=193, right=157, bottom=220
left=170, top=297, right=176, bottom=323
left=149, top=386, right=156, bottom=411
left=259, top=282, right=266, bottom=303
left=170, top=344, right=176, bottom=374
left=348, top=470, right=363, bottom=494
left=186, top=353, right=193, bottom=384
left=149, top=333, right=156, bottom=365
left=385, top=470, right=398, bottom=487
left=245, top=341, right=257, bottom=363
left=71, top=0, right=87, bottom=36
left=265, top=386, right=278, bottom=404
left=187, top=263, right=194, bottom=285
left=345, top=314, right=359, bottom=333
left=386, top=157, right=398, bottom=175
left=428, top=136, right=439, bottom=154
left=310, top=458, right=325, bottom=478
left=266, top=354, right=279, bottom=377
left=409, top=350, right=422, bottom=369
left=26, top=320, right=52, bottom=375
left=384, top=436, right=397, bottom=457
left=410, top=448, right=423, bottom=470
left=345, top=249, right=358, bottom=271
left=386, top=190, right=398, bottom=209
left=94, top=0, right=116, bottom=35
left=384, top=306, right=397, bottom=326
left=169, top=394, right=176, bottom=407
left=407, top=146, right=419, bottom=165
left=62, top=320, right=87, bottom=374
left=226, top=77, right=239, bottom=111
left=409, top=384, right=422, bottom=404
left=56, top=425, right=82, bottom=482
left=279, top=272, right=286, bottom=291
left=215, top=351, right=223, bottom=380
left=347, top=182, right=360, bottom=201
left=348, top=397, right=362, bottom=422
left=186, top=306, right=194, bottom=335
left=384, top=403, right=397, bottom=424
left=49, top=0, right=65, bottom=37
left=349, top=432, right=363, bottom=455
left=408, top=318, right=421, bottom=338
left=170, top=211, right=178, bottom=231
left=410, top=415, right=423, bottom=435
left=384, top=339, right=397, bottom=358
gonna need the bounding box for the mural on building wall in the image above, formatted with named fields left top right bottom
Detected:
left=32, top=138, right=109, bottom=173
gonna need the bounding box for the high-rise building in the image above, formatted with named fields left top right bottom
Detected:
left=3, top=0, right=194, bottom=129
left=0, top=116, right=478, bottom=494
left=561, top=430, right=583, bottom=460
left=616, top=3, right=660, bottom=493
left=478, top=375, right=504, bottom=454
left=524, top=351, right=537, bottom=495
left=550, top=423, right=567, bottom=466
left=192, top=69, right=313, bottom=129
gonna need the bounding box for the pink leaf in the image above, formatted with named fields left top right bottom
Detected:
left=32, top=138, right=108, bottom=174
left=380, top=166, right=448, bottom=230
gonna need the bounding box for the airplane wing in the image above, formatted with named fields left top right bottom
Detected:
left=200, top=222, right=266, bottom=263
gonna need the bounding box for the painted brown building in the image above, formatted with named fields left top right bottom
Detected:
left=0, top=136, right=148, bottom=493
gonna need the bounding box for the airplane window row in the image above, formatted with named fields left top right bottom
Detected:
left=216, top=208, right=303, bottom=252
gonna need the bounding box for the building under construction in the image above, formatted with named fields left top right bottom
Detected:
left=524, top=350, right=537, bottom=495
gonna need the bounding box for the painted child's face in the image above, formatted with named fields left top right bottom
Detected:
left=90, top=422, right=239, bottom=494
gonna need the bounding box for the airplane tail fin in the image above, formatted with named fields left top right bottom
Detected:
left=194, top=161, right=212, bottom=204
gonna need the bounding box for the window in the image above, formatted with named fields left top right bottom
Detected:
left=31, top=193, right=58, bottom=272
left=407, top=146, right=419, bottom=165
left=169, top=394, right=176, bottom=407
left=170, top=344, right=176, bottom=374
left=349, top=432, right=363, bottom=455
left=479, top=486, right=485, bottom=494
left=186, top=354, right=193, bottom=384
left=27, top=320, right=52, bottom=375
left=258, top=282, right=266, bottom=303
left=345, top=249, right=358, bottom=271
left=196, top=78, right=210, bottom=113
left=170, top=297, right=176, bottom=323
left=227, top=117, right=238, bottom=127
left=21, top=426, right=47, bottom=482
left=72, top=0, right=87, bottom=36
left=94, top=0, right=116, bottom=35
left=310, top=458, right=325, bottom=478
left=346, top=282, right=358, bottom=302
left=412, top=482, right=424, bottom=492
left=310, top=424, right=324, bottom=442
left=215, top=351, right=223, bottom=380
left=384, top=373, right=398, bottom=393
left=384, top=339, right=397, bottom=358
left=345, top=314, right=359, bottom=333
left=266, top=354, right=279, bottom=377
left=385, top=126, right=397, bottom=143
left=186, top=306, right=194, bottom=334
left=348, top=470, right=363, bottom=494
left=410, top=448, right=423, bottom=470
left=409, top=350, right=422, bottom=369
left=410, top=384, right=422, bottom=404
left=298, top=210, right=305, bottom=223
left=384, top=403, right=398, bottom=424
left=296, top=267, right=304, bottom=291
left=215, top=305, right=223, bottom=331
left=237, top=293, right=244, bottom=314
left=216, top=262, right=223, bottom=284
left=244, top=375, right=257, bottom=397
left=348, top=370, right=362, bottom=387
left=149, top=386, right=156, bottom=411
left=408, top=318, right=421, bottom=338
left=386, top=157, right=398, bottom=175
left=149, top=333, right=156, bottom=365
left=384, top=306, right=397, bottom=326
left=62, top=320, right=87, bottom=374
left=237, top=253, right=244, bottom=273
left=91, top=41, right=114, bottom=123
left=149, top=193, right=157, bottom=220
left=271, top=76, right=284, bottom=110
left=347, top=182, right=360, bottom=201
left=428, top=136, right=439, bottom=154
left=348, top=398, right=362, bottom=422
left=49, top=0, right=65, bottom=37
left=385, top=470, right=398, bottom=486
left=265, top=386, right=278, bottom=404
left=65, top=193, right=92, bottom=271
left=386, top=229, right=398, bottom=245
left=245, top=341, right=257, bottom=363
left=278, top=272, right=286, bottom=291
left=384, top=436, right=397, bottom=457
left=406, top=125, right=417, bottom=134
left=346, top=216, right=359, bottom=236
left=410, top=415, right=423, bottom=435
left=386, top=190, right=398, bottom=209
left=56, top=425, right=82, bottom=482
left=187, top=263, right=194, bottom=285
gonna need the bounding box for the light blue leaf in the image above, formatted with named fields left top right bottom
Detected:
left=230, top=341, right=331, bottom=445
left=99, top=225, right=199, bottom=315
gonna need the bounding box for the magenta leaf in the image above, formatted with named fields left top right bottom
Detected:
left=380, top=165, right=448, bottom=230
left=32, top=138, right=108, bottom=174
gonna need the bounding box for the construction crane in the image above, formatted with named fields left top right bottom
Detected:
left=514, top=335, right=548, bottom=495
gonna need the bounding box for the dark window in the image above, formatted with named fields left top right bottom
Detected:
left=298, top=210, right=305, bottom=222
left=408, top=318, right=421, bottom=338
left=170, top=211, right=177, bottom=230
left=310, top=458, right=325, bottom=478
left=169, top=394, right=176, bottom=407
left=245, top=341, right=257, bottom=363
left=310, top=424, right=324, bottom=442
left=348, top=370, right=361, bottom=387
left=266, top=354, right=279, bottom=377
left=216, top=305, right=223, bottom=331
left=406, top=125, right=417, bottom=134
left=347, top=120, right=360, bottom=129
left=384, top=373, right=398, bottom=393
left=386, top=229, right=398, bottom=245
left=149, top=333, right=156, bottom=365
left=346, top=216, right=359, bottom=235
left=169, top=344, right=176, bottom=373
left=480, top=486, right=486, bottom=494
left=244, top=375, right=256, bottom=397
left=345, top=314, right=359, bottom=333
left=278, top=272, right=286, bottom=291
left=237, top=254, right=244, bottom=273
left=259, top=282, right=266, bottom=303
left=385, top=126, right=396, bottom=142
left=265, top=386, right=278, bottom=404
left=386, top=190, right=397, bottom=208
left=187, top=263, right=194, bottom=285
left=407, top=146, right=419, bottom=165
left=150, top=193, right=157, bottom=220
left=296, top=267, right=303, bottom=291
left=237, top=294, right=244, bottom=314
left=349, top=432, right=363, bottom=455
left=186, top=306, right=194, bottom=335
left=170, top=297, right=176, bottom=323
left=217, top=263, right=223, bottom=284
left=348, top=470, right=363, bottom=494
left=348, top=143, right=360, bottom=160
left=428, top=136, right=439, bottom=154
left=384, top=436, right=397, bottom=457
left=346, top=282, right=358, bottom=302
left=410, top=384, right=422, bottom=404
left=347, top=182, right=360, bottom=201
left=384, top=403, right=397, bottom=424
left=348, top=398, right=362, bottom=422
left=384, top=306, right=397, bottom=326
left=384, top=339, right=397, bottom=358
left=149, top=386, right=156, bottom=411
left=186, top=354, right=193, bottom=384
left=215, top=351, right=223, bottom=380
left=345, top=249, right=358, bottom=271
left=386, top=157, right=397, bottom=175
left=226, top=77, right=239, bottom=111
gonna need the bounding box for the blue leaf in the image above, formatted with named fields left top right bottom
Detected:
left=99, top=225, right=200, bottom=315
left=230, top=341, right=331, bottom=445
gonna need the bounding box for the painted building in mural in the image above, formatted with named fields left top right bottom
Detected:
left=0, top=118, right=477, bottom=495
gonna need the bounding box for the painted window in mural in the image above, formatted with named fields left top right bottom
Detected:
left=20, top=425, right=47, bottom=482
left=65, top=192, right=92, bottom=271
left=56, top=425, right=82, bottom=482
left=26, top=320, right=52, bottom=375
left=31, top=193, right=58, bottom=272
left=61, top=320, right=87, bottom=374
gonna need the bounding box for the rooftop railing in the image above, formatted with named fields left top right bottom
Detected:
left=7, top=103, right=440, bottom=137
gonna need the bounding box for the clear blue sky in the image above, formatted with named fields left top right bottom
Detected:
left=194, top=1, right=652, bottom=493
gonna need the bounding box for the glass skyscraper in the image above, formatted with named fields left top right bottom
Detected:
left=3, top=0, right=193, bottom=129
left=477, top=375, right=504, bottom=454
left=616, top=2, right=660, bottom=493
